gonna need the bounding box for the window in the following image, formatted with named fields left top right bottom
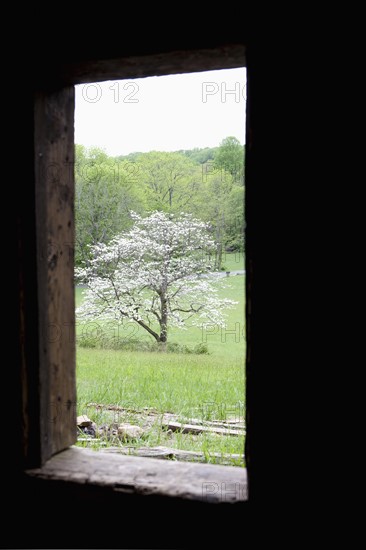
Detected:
left=73, top=69, right=246, bottom=468
left=24, top=45, right=248, bottom=505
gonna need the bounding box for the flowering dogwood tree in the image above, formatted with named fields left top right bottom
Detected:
left=76, top=211, right=237, bottom=349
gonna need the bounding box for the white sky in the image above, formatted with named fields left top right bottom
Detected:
left=75, top=68, right=246, bottom=156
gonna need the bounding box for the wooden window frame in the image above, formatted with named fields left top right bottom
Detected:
left=20, top=43, right=250, bottom=505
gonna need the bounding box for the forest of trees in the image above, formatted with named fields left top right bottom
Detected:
left=75, top=136, right=245, bottom=270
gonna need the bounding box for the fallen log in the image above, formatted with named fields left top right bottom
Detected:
left=86, top=402, right=157, bottom=414
left=161, top=415, right=245, bottom=430
left=85, top=403, right=245, bottom=431
left=161, top=420, right=245, bottom=437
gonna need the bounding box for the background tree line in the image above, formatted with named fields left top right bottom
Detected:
left=75, top=136, right=245, bottom=270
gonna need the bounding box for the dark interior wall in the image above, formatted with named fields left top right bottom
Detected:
left=7, top=476, right=249, bottom=548
left=3, top=23, right=304, bottom=548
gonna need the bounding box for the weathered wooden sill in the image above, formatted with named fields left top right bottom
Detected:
left=25, top=446, right=247, bottom=503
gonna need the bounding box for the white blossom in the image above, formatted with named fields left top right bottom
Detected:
left=76, top=211, right=237, bottom=344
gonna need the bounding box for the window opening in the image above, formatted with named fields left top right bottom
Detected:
left=73, top=68, right=247, bottom=468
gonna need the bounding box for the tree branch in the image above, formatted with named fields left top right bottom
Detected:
left=135, top=318, right=160, bottom=342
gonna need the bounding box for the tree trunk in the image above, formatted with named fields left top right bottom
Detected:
left=214, top=211, right=226, bottom=270
left=215, top=241, right=223, bottom=271
left=158, top=341, right=167, bottom=352
left=159, top=293, right=168, bottom=352
left=214, top=220, right=223, bottom=270
left=169, top=187, right=173, bottom=208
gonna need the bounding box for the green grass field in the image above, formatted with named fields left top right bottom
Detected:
left=75, top=253, right=245, bottom=466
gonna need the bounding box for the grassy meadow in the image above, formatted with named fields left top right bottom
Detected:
left=75, top=253, right=246, bottom=466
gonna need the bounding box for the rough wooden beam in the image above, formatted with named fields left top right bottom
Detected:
left=35, top=87, right=76, bottom=461
left=53, top=45, right=246, bottom=86
left=25, top=447, right=247, bottom=503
